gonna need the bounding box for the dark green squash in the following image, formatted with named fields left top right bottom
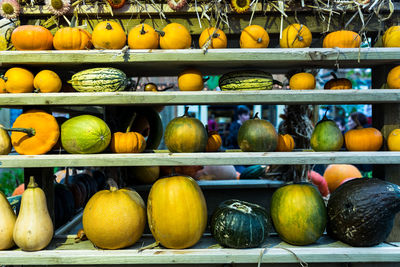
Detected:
left=238, top=113, right=278, bottom=152
left=327, top=178, right=400, bottom=247
left=310, top=115, right=343, bottom=151
left=270, top=183, right=327, bottom=245
left=210, top=199, right=271, bottom=248
left=240, top=165, right=268, bottom=179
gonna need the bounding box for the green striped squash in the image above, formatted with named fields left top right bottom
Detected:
left=68, top=67, right=128, bottom=92
left=219, top=70, right=274, bottom=90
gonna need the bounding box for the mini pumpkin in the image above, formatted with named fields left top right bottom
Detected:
left=199, top=27, right=227, bottom=49
left=345, top=125, right=383, bottom=151
left=178, top=69, right=204, bottom=91
left=276, top=134, right=295, bottom=152
left=159, top=23, right=191, bottom=49
left=240, top=25, right=269, bottom=48
left=53, top=18, right=92, bottom=50
left=280, top=24, right=312, bottom=48
left=206, top=130, right=222, bottom=152
left=11, top=25, right=53, bottom=50
left=324, top=72, right=352, bottom=90
left=387, top=65, right=400, bottom=89
left=92, top=21, right=126, bottom=49
left=322, top=30, right=361, bottom=48
left=387, top=129, right=400, bottom=151
left=383, top=26, right=400, bottom=47
left=110, top=113, right=146, bottom=153
left=2, top=67, right=34, bottom=93
left=128, top=24, right=159, bottom=49
left=33, top=70, right=62, bottom=93
left=289, top=72, right=315, bottom=90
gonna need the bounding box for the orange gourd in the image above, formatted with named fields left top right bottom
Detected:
left=240, top=25, right=269, bottom=48
left=159, top=23, right=192, bottom=49
left=383, top=26, right=400, bottom=47
left=280, top=24, right=312, bottom=48
left=387, top=65, right=400, bottom=89
left=322, top=30, right=361, bottom=48
left=387, top=129, right=400, bottom=151
left=323, top=164, right=362, bottom=192
left=289, top=72, right=315, bottom=90
left=53, top=23, right=92, bottom=50
left=33, top=70, right=62, bottom=93
left=178, top=68, right=204, bottom=91
left=110, top=113, right=146, bottom=153
left=198, top=27, right=227, bottom=49
left=92, top=21, right=126, bottom=49
left=0, top=78, right=6, bottom=93
left=324, top=72, right=352, bottom=90
left=11, top=25, right=53, bottom=50
left=206, top=130, right=222, bottom=152
left=2, top=67, right=34, bottom=93
left=345, top=125, right=383, bottom=151
left=128, top=24, right=159, bottom=49
left=276, top=134, right=295, bottom=152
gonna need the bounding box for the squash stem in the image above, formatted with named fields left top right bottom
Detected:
left=183, top=106, right=190, bottom=117
left=107, top=178, right=119, bottom=192
left=257, top=37, right=262, bottom=43
left=330, top=72, right=338, bottom=80
left=27, top=176, right=38, bottom=189
left=126, top=112, right=137, bottom=133
left=140, top=23, right=146, bottom=35
left=0, top=75, right=7, bottom=82
left=253, top=112, right=259, bottom=119
left=155, top=29, right=165, bottom=37
left=1, top=127, right=35, bottom=137
left=106, top=22, right=113, bottom=30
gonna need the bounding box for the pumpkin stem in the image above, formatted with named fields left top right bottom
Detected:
left=330, top=72, right=338, bottom=80
left=183, top=106, right=190, bottom=117
left=106, top=22, right=113, bottom=30
left=257, top=37, right=262, bottom=43
left=352, top=115, right=363, bottom=129
left=27, top=176, right=38, bottom=189
left=107, top=178, right=119, bottom=192
left=0, top=75, right=7, bottom=82
left=140, top=23, right=146, bottom=35
left=155, top=29, right=165, bottom=37
left=212, top=32, right=220, bottom=39
left=126, top=112, right=137, bottom=133
left=253, top=112, right=259, bottom=119
left=1, top=127, right=35, bottom=137
left=321, top=108, right=329, bottom=121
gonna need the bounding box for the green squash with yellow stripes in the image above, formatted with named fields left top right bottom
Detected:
left=219, top=70, right=274, bottom=90
left=68, top=67, right=128, bottom=92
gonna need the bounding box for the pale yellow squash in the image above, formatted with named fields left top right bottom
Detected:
left=0, top=191, right=16, bottom=250
left=0, top=124, right=11, bottom=155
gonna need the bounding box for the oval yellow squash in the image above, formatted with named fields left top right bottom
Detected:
left=0, top=190, right=16, bottom=250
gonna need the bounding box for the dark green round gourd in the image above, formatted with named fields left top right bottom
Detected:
left=238, top=113, right=278, bottom=152
left=327, top=178, right=400, bottom=247
left=310, top=115, right=343, bottom=151
left=210, top=199, right=271, bottom=248
left=240, top=165, right=268, bottom=179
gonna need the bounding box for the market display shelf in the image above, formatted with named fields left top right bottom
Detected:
left=0, top=90, right=400, bottom=106
left=1, top=48, right=399, bottom=75
left=2, top=235, right=399, bottom=265
left=2, top=152, right=400, bottom=168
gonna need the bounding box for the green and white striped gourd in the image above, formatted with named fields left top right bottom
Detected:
left=68, top=67, right=128, bottom=92
left=219, top=70, right=274, bottom=90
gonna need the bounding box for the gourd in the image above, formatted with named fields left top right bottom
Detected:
left=387, top=128, right=400, bottom=151
left=178, top=69, right=204, bottom=91
left=324, top=72, right=352, bottom=90
left=2, top=67, right=34, bottom=93
left=0, top=190, right=16, bottom=250
left=240, top=165, right=268, bottom=179
left=164, top=107, right=208, bottom=152
left=83, top=179, right=146, bottom=249
left=289, top=72, right=315, bottom=90
left=276, top=134, right=295, bottom=152
left=33, top=70, right=62, bottom=93
left=53, top=17, right=92, bottom=50
left=238, top=113, right=278, bottom=152
left=147, top=175, right=207, bottom=249
left=280, top=24, right=312, bottom=48
left=240, top=25, right=269, bottom=48
left=127, top=24, right=159, bottom=49
left=0, top=78, right=6, bottom=93
left=13, top=176, right=54, bottom=251
left=271, top=183, right=327, bottom=245
left=91, top=21, right=126, bottom=49
left=210, top=199, right=271, bottom=248
left=382, top=26, right=400, bottom=47
left=159, top=23, right=191, bottom=49
left=198, top=27, right=227, bottom=49
left=386, top=65, right=400, bottom=89
left=323, top=164, right=362, bottom=193
left=0, top=124, right=11, bottom=155
left=219, top=70, right=276, bottom=90
left=327, top=178, right=400, bottom=246
left=128, top=166, right=160, bottom=184
left=11, top=25, right=53, bottom=50
left=206, top=130, right=222, bottom=152
left=310, top=114, right=343, bottom=151
left=322, top=30, right=361, bottom=48
left=344, top=124, right=383, bottom=151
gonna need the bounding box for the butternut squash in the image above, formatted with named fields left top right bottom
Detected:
left=0, top=191, right=16, bottom=250
left=13, top=176, right=54, bottom=251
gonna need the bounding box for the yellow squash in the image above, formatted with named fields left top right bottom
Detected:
left=0, top=191, right=16, bottom=250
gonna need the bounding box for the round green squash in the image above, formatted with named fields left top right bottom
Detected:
left=310, top=116, right=343, bottom=151
left=211, top=199, right=271, bottom=248
left=164, top=107, right=207, bottom=153
left=61, top=115, right=111, bottom=154
left=270, top=183, right=327, bottom=245
left=238, top=113, right=278, bottom=152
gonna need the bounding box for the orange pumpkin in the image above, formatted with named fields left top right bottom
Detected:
left=53, top=26, right=92, bottom=50
left=322, top=30, right=361, bottom=48
left=323, top=164, right=362, bottom=192
left=280, top=24, right=312, bottom=48
left=92, top=21, right=126, bottom=49
left=198, top=27, right=227, bottom=49
left=128, top=24, right=159, bottom=49
left=0, top=78, right=7, bottom=93
left=110, top=113, right=146, bottom=153
left=33, top=70, right=62, bottom=93
left=324, top=73, right=352, bottom=90
left=159, top=23, right=192, bottom=49
left=387, top=65, right=400, bottom=89
left=345, top=126, right=383, bottom=151
left=382, top=26, right=400, bottom=47
left=240, top=25, right=269, bottom=48
left=387, top=129, right=400, bottom=151
left=11, top=25, right=53, bottom=50
left=289, top=72, right=315, bottom=90
left=206, top=130, right=222, bottom=152
left=3, top=67, right=34, bottom=93
left=178, top=68, right=204, bottom=91
left=276, top=134, right=295, bottom=152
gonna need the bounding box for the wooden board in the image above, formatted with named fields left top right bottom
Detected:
left=1, top=152, right=400, bottom=168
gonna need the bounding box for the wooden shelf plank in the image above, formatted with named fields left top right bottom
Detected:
left=1, top=152, right=400, bottom=168
left=2, top=235, right=399, bottom=265
left=0, top=90, right=399, bottom=106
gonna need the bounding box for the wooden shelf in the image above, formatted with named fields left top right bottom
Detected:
left=2, top=235, right=399, bottom=265
left=2, top=152, right=400, bottom=168
left=1, top=48, right=398, bottom=75
left=0, top=90, right=399, bottom=106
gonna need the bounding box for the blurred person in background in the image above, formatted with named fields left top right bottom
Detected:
left=225, top=105, right=251, bottom=149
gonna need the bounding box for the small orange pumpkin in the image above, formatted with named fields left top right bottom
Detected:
left=387, top=65, right=400, bottom=89
left=0, top=78, right=7, bottom=93
left=345, top=126, right=383, bottom=151
left=387, top=129, right=400, bottom=151
left=322, top=30, right=361, bottom=48
left=206, top=130, right=222, bottom=152
left=199, top=27, right=227, bottom=49
left=240, top=25, right=269, bottom=48
left=33, top=70, right=62, bottom=93
left=11, top=25, right=53, bottom=50
left=128, top=24, right=159, bottom=49
left=289, top=72, right=315, bottom=90
left=383, top=26, right=400, bottom=47
left=53, top=23, right=92, bottom=50
left=110, top=113, right=146, bottom=153
left=159, top=23, right=192, bottom=49
left=2, top=67, right=34, bottom=93
left=92, top=21, right=126, bottom=49
left=280, top=24, right=312, bottom=48
left=178, top=68, right=204, bottom=91
left=276, top=134, right=295, bottom=152
left=324, top=72, right=352, bottom=90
